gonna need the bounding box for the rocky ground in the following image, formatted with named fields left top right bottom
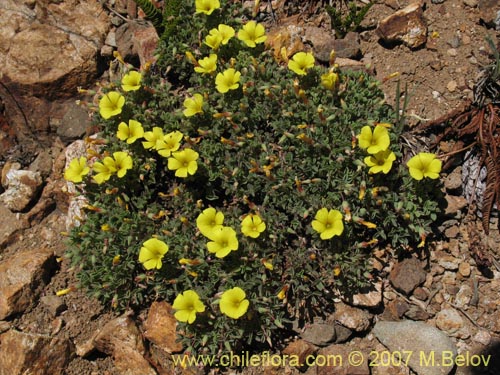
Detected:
left=0, top=0, right=499, bottom=374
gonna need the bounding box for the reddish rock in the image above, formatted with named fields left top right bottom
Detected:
left=376, top=1, right=427, bottom=49
left=93, top=314, right=156, bottom=375
left=0, top=203, right=26, bottom=248
left=282, top=339, right=318, bottom=369
left=143, top=301, right=183, bottom=353
left=0, top=329, right=71, bottom=375
left=133, top=26, right=160, bottom=68
left=0, top=247, right=57, bottom=319
left=389, top=257, right=426, bottom=295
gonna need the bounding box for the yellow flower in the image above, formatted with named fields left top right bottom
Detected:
left=407, top=152, right=442, bottom=180
left=288, top=52, right=315, bottom=75
left=138, top=238, right=169, bottom=270
left=64, top=157, right=90, bottom=183
left=237, top=21, right=267, bottom=48
left=204, top=30, right=223, bottom=50
left=321, top=71, right=339, bottom=90
left=219, top=287, right=249, bottom=319
left=167, top=148, right=199, bottom=177
left=195, top=0, right=220, bottom=15
left=99, top=91, right=125, bottom=119
left=206, top=226, right=238, bottom=258
left=142, top=127, right=165, bottom=150
left=312, top=208, right=344, bottom=240
left=364, top=149, right=396, bottom=174
left=121, top=71, right=142, bottom=91
left=241, top=214, right=266, bottom=238
left=217, top=24, right=235, bottom=44
left=183, top=93, right=204, bottom=117
left=172, top=290, right=206, bottom=324
left=158, top=131, right=183, bottom=157
left=194, top=54, right=217, bottom=74
left=215, top=68, right=241, bottom=93
left=113, top=151, right=133, bottom=178
left=117, top=119, right=144, bottom=144
left=357, top=125, right=390, bottom=154
left=92, top=156, right=117, bottom=184
left=197, top=207, right=224, bottom=238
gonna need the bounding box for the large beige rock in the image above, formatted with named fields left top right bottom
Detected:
left=0, top=329, right=71, bottom=375
left=0, top=247, right=57, bottom=319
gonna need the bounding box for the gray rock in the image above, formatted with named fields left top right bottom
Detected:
left=389, top=257, right=427, bottom=295
left=301, top=323, right=336, bottom=346
left=56, top=103, right=90, bottom=144
left=373, top=320, right=457, bottom=375
left=435, top=308, right=464, bottom=336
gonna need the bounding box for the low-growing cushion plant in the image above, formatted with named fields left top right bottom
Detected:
left=65, top=0, right=443, bottom=357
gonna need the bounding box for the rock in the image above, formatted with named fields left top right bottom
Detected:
left=1, top=161, right=21, bottom=188
left=386, top=299, right=410, bottom=320
left=56, top=103, right=91, bottom=144
left=444, top=225, right=460, bottom=238
left=404, top=305, right=431, bottom=320
left=375, top=1, right=427, bottom=49
left=316, top=344, right=369, bottom=375
left=133, top=26, right=160, bottom=68
left=444, top=167, right=462, bottom=191
left=93, top=314, right=156, bottom=375
left=464, top=0, right=479, bottom=6
left=454, top=284, right=472, bottom=308
left=0, top=0, right=109, bottom=139
left=0, top=203, right=25, bottom=248
left=412, top=287, right=429, bottom=300
left=40, top=295, right=67, bottom=317
left=373, top=320, right=457, bottom=375
left=447, top=80, right=458, bottom=92
left=333, top=32, right=362, bottom=60
left=472, top=330, right=491, bottom=346
left=331, top=302, right=372, bottom=332
left=304, top=26, right=336, bottom=63
left=437, top=255, right=460, bottom=271
left=458, top=262, right=471, bottom=277
left=0, top=0, right=109, bottom=96
left=116, top=22, right=159, bottom=66
left=0, top=247, right=57, bottom=320
left=435, top=308, right=464, bottom=335
left=478, top=0, right=500, bottom=27
left=0, top=329, right=71, bottom=375
left=333, top=323, right=353, bottom=343
left=0, top=169, right=43, bottom=212
left=389, top=257, right=426, bottom=295
left=143, top=301, right=183, bottom=354
left=282, top=339, right=317, bottom=369
left=446, top=48, right=458, bottom=57
left=301, top=323, right=337, bottom=346
left=335, top=58, right=373, bottom=74
left=346, top=281, right=383, bottom=308
left=28, top=150, right=53, bottom=180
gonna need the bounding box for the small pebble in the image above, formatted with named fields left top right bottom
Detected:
left=458, top=262, right=471, bottom=277
left=447, top=48, right=458, bottom=57
left=447, top=80, right=458, bottom=92
left=462, top=35, right=471, bottom=45
left=473, top=330, right=491, bottom=346
left=463, top=0, right=478, bottom=7
left=432, top=90, right=441, bottom=99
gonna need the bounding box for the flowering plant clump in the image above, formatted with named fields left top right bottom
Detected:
left=66, top=0, right=443, bottom=358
